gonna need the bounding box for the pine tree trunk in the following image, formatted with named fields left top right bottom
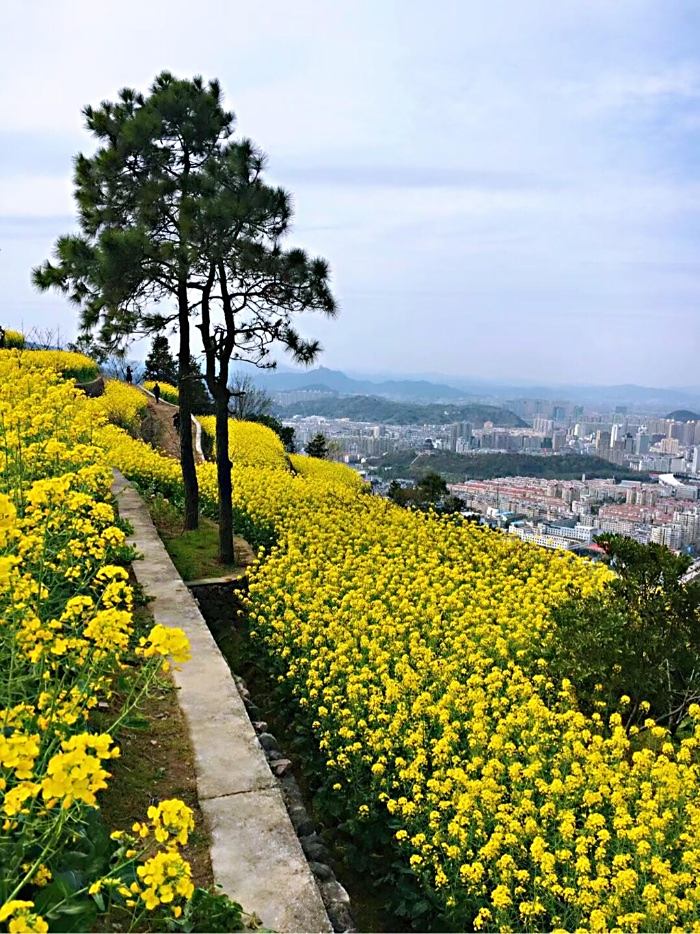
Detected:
left=215, top=392, right=235, bottom=564
left=178, top=283, right=199, bottom=530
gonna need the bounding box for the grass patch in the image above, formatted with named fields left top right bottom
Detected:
left=98, top=603, right=213, bottom=890
left=148, top=495, right=251, bottom=581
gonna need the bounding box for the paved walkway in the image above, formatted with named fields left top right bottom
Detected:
left=112, top=472, right=331, bottom=933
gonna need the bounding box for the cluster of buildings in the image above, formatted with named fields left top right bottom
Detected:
left=284, top=403, right=700, bottom=556
left=286, top=411, right=700, bottom=479
left=437, top=414, right=700, bottom=476
left=285, top=415, right=426, bottom=457
left=449, top=475, right=700, bottom=554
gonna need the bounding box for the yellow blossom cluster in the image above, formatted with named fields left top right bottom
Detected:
left=0, top=347, right=98, bottom=383
left=87, top=799, right=196, bottom=919
left=0, top=900, right=48, bottom=933
left=0, top=352, right=193, bottom=931
left=242, top=492, right=700, bottom=930
left=199, top=415, right=289, bottom=470
left=90, top=380, right=148, bottom=434
left=288, top=452, right=366, bottom=490
left=143, top=379, right=179, bottom=405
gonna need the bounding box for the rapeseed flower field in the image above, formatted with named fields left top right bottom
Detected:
left=198, top=415, right=289, bottom=470
left=20, top=358, right=700, bottom=932
left=0, top=351, right=198, bottom=931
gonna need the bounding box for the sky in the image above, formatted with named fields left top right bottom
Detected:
left=1, top=0, right=699, bottom=386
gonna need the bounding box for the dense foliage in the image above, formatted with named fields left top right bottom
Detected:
left=304, top=433, right=329, bottom=459
left=374, top=450, right=651, bottom=483
left=0, top=351, right=205, bottom=932
left=143, top=336, right=178, bottom=386
left=274, top=394, right=526, bottom=426
left=546, top=534, right=700, bottom=734
left=388, top=473, right=465, bottom=513
left=2, top=330, right=25, bottom=349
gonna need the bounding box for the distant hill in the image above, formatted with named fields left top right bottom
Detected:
left=274, top=394, right=526, bottom=427
left=256, top=366, right=474, bottom=403
left=371, top=451, right=651, bottom=484
left=250, top=364, right=700, bottom=410
left=665, top=410, right=700, bottom=422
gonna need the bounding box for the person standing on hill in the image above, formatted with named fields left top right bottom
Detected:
left=153, top=382, right=161, bottom=404
left=125, top=365, right=133, bottom=384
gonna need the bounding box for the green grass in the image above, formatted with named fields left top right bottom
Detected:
left=149, top=495, right=247, bottom=581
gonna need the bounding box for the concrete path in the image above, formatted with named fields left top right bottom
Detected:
left=112, top=472, right=331, bottom=933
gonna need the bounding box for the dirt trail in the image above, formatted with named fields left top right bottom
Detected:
left=140, top=395, right=203, bottom=463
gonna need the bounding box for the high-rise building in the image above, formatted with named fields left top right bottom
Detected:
left=635, top=430, right=650, bottom=455
left=533, top=416, right=554, bottom=436
left=692, top=446, right=700, bottom=476
left=552, top=429, right=567, bottom=452
left=595, top=430, right=611, bottom=458
left=660, top=437, right=681, bottom=455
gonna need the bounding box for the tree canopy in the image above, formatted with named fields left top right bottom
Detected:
left=33, top=71, right=336, bottom=559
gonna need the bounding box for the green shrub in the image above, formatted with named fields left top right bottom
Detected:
left=545, top=534, right=700, bottom=732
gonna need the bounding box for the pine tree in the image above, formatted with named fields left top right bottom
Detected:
left=33, top=72, right=233, bottom=530
left=144, top=335, right=178, bottom=384
left=305, top=434, right=329, bottom=459
left=32, top=72, right=336, bottom=560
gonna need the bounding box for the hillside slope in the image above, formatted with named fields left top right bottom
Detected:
left=274, top=393, right=526, bottom=426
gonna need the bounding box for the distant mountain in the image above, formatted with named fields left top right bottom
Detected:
left=274, top=393, right=526, bottom=427
left=255, top=366, right=475, bottom=403
left=250, top=365, right=700, bottom=411
left=419, top=378, right=700, bottom=409
left=666, top=410, right=700, bottom=422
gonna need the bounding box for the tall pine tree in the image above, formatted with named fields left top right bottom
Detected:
left=144, top=335, right=178, bottom=384
left=33, top=72, right=233, bottom=529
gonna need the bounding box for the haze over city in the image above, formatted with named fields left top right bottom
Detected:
left=2, top=0, right=699, bottom=386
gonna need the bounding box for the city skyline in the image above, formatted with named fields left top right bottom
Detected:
left=2, top=1, right=700, bottom=385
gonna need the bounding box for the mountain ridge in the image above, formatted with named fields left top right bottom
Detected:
left=249, top=365, right=700, bottom=409
left=273, top=393, right=526, bottom=427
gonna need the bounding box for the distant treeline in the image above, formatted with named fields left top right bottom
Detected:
left=274, top=393, right=526, bottom=427
left=372, top=450, right=651, bottom=483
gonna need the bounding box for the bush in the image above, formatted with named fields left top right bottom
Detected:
left=546, top=533, right=700, bottom=732
left=0, top=347, right=99, bottom=382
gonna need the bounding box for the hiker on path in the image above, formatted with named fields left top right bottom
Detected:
left=153, top=383, right=161, bottom=404
left=173, top=411, right=181, bottom=435
left=125, top=365, right=133, bottom=384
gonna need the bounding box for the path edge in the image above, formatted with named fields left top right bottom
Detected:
left=112, top=470, right=332, bottom=934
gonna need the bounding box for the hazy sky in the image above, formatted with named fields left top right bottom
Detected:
left=1, top=1, right=699, bottom=385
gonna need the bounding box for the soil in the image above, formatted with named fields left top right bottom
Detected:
left=139, top=394, right=203, bottom=463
